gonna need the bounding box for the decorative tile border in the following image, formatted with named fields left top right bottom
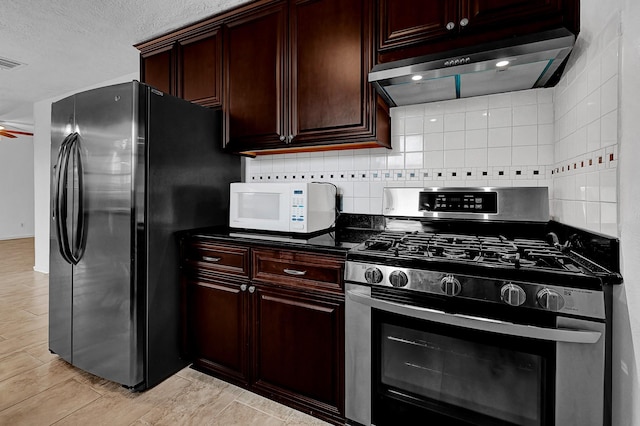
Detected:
left=551, top=145, right=617, bottom=176
left=248, top=166, right=550, bottom=185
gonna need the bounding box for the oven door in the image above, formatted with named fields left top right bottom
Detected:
left=345, top=284, right=606, bottom=426
left=374, top=310, right=551, bottom=426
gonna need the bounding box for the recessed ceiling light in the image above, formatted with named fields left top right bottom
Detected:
left=496, top=60, right=510, bottom=68
left=411, top=75, right=423, bottom=81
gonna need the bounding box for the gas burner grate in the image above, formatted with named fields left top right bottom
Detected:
left=357, top=231, right=590, bottom=272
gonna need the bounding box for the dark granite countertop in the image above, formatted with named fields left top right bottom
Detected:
left=180, top=226, right=364, bottom=257
left=178, top=214, right=385, bottom=257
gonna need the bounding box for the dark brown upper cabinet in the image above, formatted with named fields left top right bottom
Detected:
left=378, top=0, right=457, bottom=52
left=141, top=47, right=173, bottom=95
left=137, top=0, right=391, bottom=155
left=137, top=24, right=223, bottom=108
left=223, top=0, right=390, bottom=155
left=377, top=0, right=579, bottom=63
left=223, top=1, right=288, bottom=152
left=178, top=29, right=223, bottom=107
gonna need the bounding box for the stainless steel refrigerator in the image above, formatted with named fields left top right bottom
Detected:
left=49, top=81, right=240, bottom=389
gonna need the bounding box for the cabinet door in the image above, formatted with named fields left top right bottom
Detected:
left=290, top=0, right=383, bottom=146
left=141, top=47, right=174, bottom=94
left=179, top=28, right=222, bottom=107
left=378, top=0, right=457, bottom=51
left=187, top=277, right=249, bottom=384
left=252, top=284, right=344, bottom=419
left=460, top=0, right=567, bottom=34
left=223, top=1, right=288, bottom=151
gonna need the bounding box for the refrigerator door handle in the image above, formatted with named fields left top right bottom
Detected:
left=53, top=133, right=78, bottom=265
left=69, top=136, right=86, bottom=265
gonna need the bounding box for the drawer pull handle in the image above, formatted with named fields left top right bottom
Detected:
left=284, top=268, right=307, bottom=276
left=202, top=256, right=221, bottom=262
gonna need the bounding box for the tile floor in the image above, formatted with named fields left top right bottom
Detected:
left=0, top=238, right=331, bottom=425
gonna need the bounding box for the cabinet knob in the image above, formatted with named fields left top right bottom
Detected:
left=279, top=135, right=286, bottom=142
left=240, top=284, right=248, bottom=292
left=287, top=134, right=294, bottom=144
left=459, top=18, right=469, bottom=27
left=446, top=21, right=455, bottom=30
left=248, top=285, right=255, bottom=294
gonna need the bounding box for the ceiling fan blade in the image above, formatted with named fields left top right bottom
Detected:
left=0, top=131, right=18, bottom=138
left=0, top=121, right=34, bottom=132
left=4, top=130, right=33, bottom=136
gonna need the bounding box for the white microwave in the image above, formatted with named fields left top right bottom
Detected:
left=229, top=182, right=337, bottom=234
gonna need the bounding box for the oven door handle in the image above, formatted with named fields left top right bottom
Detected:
left=347, top=289, right=602, bottom=344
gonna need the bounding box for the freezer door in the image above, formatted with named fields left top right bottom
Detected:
left=70, top=82, right=143, bottom=387
left=49, top=95, right=75, bottom=362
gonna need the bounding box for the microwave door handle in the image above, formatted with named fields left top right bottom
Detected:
left=346, top=289, right=602, bottom=344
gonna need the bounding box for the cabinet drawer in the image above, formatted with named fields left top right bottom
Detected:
left=252, top=248, right=344, bottom=292
left=184, top=241, right=249, bottom=277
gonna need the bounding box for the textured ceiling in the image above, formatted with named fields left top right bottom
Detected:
left=0, top=0, right=250, bottom=129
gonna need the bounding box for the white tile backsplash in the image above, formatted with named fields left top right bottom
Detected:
left=488, top=127, right=512, bottom=147
left=444, top=131, right=465, bottom=149
left=512, top=125, right=538, bottom=146
left=488, top=107, right=512, bottom=128
left=551, top=12, right=620, bottom=236
left=425, top=133, right=444, bottom=151
left=444, top=149, right=465, bottom=168
left=424, top=115, right=444, bottom=133
left=513, top=105, right=538, bottom=126
left=465, top=129, right=487, bottom=149
left=405, top=134, right=424, bottom=152
left=465, top=110, right=488, bottom=130
left=445, top=113, right=466, bottom=131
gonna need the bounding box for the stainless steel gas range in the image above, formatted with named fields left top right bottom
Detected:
left=344, top=187, right=622, bottom=426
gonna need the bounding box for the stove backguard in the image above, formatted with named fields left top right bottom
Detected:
left=383, top=187, right=549, bottom=222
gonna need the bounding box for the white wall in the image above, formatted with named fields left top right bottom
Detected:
left=0, top=133, right=34, bottom=240
left=33, top=72, right=138, bottom=273
left=617, top=0, right=640, bottom=424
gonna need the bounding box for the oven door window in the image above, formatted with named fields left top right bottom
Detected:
left=374, top=311, right=554, bottom=426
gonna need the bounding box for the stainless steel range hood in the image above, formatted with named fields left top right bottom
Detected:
left=369, top=28, right=575, bottom=107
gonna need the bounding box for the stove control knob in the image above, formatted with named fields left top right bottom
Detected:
left=440, top=275, right=462, bottom=296
left=389, top=271, right=409, bottom=288
left=537, top=288, right=565, bottom=311
left=364, top=267, right=384, bottom=284
left=501, top=283, right=526, bottom=306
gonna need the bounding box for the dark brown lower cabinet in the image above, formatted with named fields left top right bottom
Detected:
left=187, top=275, right=249, bottom=385
left=252, top=284, right=344, bottom=421
left=183, top=242, right=345, bottom=425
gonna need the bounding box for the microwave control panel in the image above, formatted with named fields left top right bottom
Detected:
left=290, top=188, right=306, bottom=230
